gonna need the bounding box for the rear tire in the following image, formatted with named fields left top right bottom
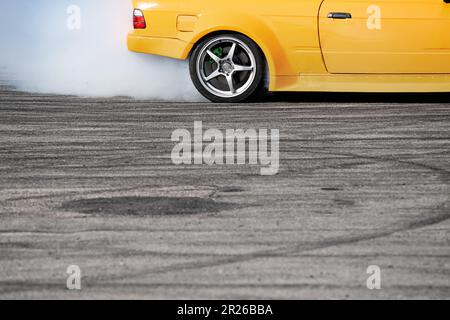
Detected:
left=189, top=33, right=266, bottom=103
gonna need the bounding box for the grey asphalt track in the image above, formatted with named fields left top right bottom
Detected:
left=0, top=86, right=449, bottom=299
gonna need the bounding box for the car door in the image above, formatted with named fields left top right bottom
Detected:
left=319, top=0, right=450, bottom=74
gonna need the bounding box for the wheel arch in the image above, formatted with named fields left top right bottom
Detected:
left=179, top=14, right=295, bottom=90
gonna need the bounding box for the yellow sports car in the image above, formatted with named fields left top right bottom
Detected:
left=127, top=0, right=450, bottom=102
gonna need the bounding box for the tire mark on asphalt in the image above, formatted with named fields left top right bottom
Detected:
left=1, top=281, right=450, bottom=293
left=2, top=150, right=448, bottom=283
left=0, top=185, right=217, bottom=203
left=88, top=151, right=450, bottom=282
left=2, top=148, right=448, bottom=203
left=2, top=92, right=450, bottom=294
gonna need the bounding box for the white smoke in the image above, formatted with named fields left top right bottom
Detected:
left=0, top=0, right=202, bottom=101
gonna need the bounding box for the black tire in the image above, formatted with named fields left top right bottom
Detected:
left=189, top=33, right=266, bottom=103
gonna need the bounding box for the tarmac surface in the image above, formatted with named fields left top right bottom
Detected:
left=0, top=86, right=449, bottom=299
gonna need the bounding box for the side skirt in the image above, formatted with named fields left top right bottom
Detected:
left=269, top=74, right=450, bottom=93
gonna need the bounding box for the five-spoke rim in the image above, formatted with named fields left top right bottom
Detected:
left=196, top=37, right=257, bottom=98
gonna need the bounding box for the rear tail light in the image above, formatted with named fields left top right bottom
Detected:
left=133, top=9, right=146, bottom=29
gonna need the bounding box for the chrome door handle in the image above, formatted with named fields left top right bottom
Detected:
left=328, top=12, right=352, bottom=19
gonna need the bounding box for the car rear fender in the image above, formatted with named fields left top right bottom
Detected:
left=178, top=13, right=297, bottom=80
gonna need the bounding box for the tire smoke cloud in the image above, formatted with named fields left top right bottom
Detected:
left=0, top=0, right=202, bottom=101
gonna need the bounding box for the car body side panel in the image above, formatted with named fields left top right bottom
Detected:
left=127, top=0, right=450, bottom=92
left=128, top=0, right=327, bottom=90
left=176, top=0, right=326, bottom=76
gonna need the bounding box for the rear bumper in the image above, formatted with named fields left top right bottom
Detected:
left=127, top=33, right=192, bottom=60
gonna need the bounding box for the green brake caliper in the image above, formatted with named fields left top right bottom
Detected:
left=208, top=47, right=223, bottom=64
